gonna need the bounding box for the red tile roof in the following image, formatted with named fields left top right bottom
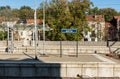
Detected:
left=86, top=15, right=104, bottom=22
left=114, top=16, right=120, bottom=20
left=26, top=19, right=42, bottom=25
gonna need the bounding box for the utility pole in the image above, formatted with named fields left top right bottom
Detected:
left=43, top=0, right=46, bottom=55
left=34, top=0, right=38, bottom=59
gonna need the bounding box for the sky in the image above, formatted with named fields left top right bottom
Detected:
left=0, top=0, right=120, bottom=12
left=90, top=0, right=120, bottom=12
left=0, top=0, right=44, bottom=9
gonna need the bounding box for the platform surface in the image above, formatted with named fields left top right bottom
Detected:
left=0, top=52, right=119, bottom=64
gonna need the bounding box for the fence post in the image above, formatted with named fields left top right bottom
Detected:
left=76, top=30, right=78, bottom=57
left=60, top=38, right=62, bottom=57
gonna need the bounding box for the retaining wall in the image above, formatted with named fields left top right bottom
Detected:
left=0, top=41, right=120, bottom=78
left=0, top=63, right=119, bottom=78
left=0, top=41, right=120, bottom=54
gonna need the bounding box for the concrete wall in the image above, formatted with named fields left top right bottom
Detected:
left=0, top=41, right=110, bottom=47
left=61, top=63, right=120, bottom=78
left=0, top=41, right=120, bottom=54
left=0, top=63, right=119, bottom=78
left=0, top=46, right=110, bottom=54
left=0, top=41, right=120, bottom=78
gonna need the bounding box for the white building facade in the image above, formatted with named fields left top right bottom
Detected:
left=85, top=15, right=105, bottom=41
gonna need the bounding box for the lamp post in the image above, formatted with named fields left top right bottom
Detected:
left=34, top=0, right=38, bottom=59
left=43, top=0, right=46, bottom=55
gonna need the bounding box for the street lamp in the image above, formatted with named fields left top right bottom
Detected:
left=34, top=0, right=38, bottom=59
left=43, top=0, right=46, bottom=55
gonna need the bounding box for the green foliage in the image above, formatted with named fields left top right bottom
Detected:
left=38, top=0, right=92, bottom=41
left=12, top=9, right=20, bottom=18
left=89, top=7, right=120, bottom=22
left=0, top=6, right=12, bottom=21
left=1, top=0, right=120, bottom=41
left=0, top=31, right=7, bottom=40
left=88, top=7, right=99, bottom=15
left=98, top=8, right=119, bottom=21
left=19, top=6, right=34, bottom=20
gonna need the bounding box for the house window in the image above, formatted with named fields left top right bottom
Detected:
left=91, top=31, right=96, bottom=37
left=21, top=32, right=23, bottom=36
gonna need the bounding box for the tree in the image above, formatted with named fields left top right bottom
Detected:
left=38, top=0, right=92, bottom=41
left=97, top=8, right=119, bottom=21
left=88, top=7, right=99, bottom=15
left=12, top=9, right=19, bottom=19
left=19, top=6, right=34, bottom=20
left=0, top=31, right=7, bottom=40
left=0, top=6, right=13, bottom=21
left=68, top=0, right=92, bottom=40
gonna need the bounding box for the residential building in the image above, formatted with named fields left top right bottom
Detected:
left=104, top=22, right=111, bottom=40
left=108, top=16, right=120, bottom=41
left=16, top=19, right=42, bottom=46
left=85, top=15, right=105, bottom=41
left=26, top=19, right=42, bottom=25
